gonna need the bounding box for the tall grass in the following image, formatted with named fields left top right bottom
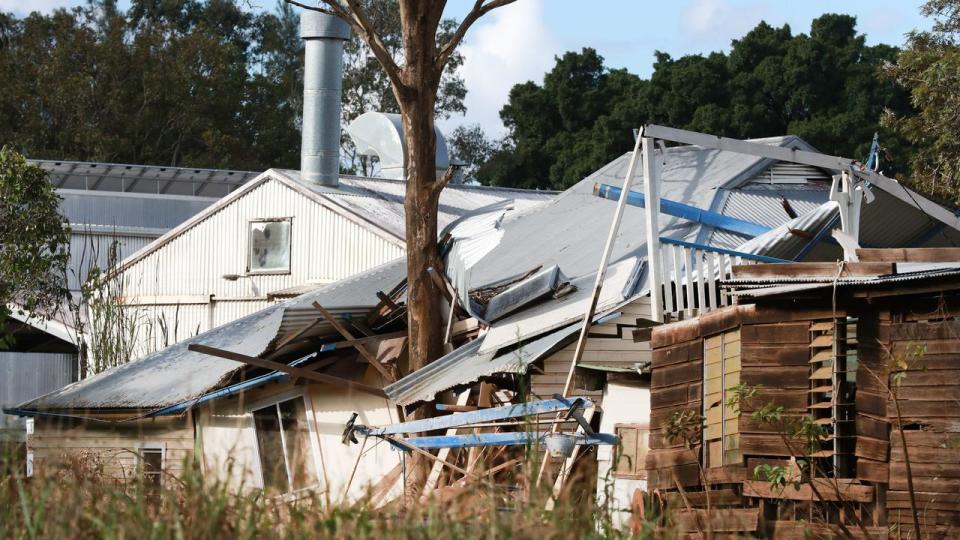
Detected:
left=0, top=445, right=663, bottom=539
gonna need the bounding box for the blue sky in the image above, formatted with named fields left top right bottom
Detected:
left=2, top=0, right=933, bottom=135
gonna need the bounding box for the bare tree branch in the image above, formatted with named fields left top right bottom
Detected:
left=436, top=0, right=518, bottom=71
left=283, top=0, right=404, bottom=91
left=432, top=165, right=457, bottom=199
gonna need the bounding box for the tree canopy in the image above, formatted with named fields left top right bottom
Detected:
left=883, top=0, right=960, bottom=205
left=0, top=0, right=467, bottom=172
left=0, top=147, right=70, bottom=348
left=479, top=14, right=913, bottom=191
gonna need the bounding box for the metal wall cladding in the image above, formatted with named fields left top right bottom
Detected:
left=117, top=178, right=404, bottom=356
left=58, top=190, right=215, bottom=229
left=68, top=232, right=158, bottom=290
left=0, top=352, right=76, bottom=431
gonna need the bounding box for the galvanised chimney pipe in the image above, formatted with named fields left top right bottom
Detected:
left=300, top=11, right=350, bottom=186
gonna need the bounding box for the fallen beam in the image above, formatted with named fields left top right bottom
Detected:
left=312, top=301, right=395, bottom=382
left=594, top=183, right=770, bottom=238
left=187, top=343, right=387, bottom=398
left=368, top=397, right=593, bottom=436
left=403, top=431, right=617, bottom=450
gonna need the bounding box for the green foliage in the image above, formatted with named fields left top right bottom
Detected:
left=883, top=0, right=960, bottom=205
left=0, top=147, right=70, bottom=348
left=481, top=15, right=911, bottom=190
left=662, top=409, right=704, bottom=449
left=0, top=0, right=466, bottom=173
left=448, top=124, right=497, bottom=182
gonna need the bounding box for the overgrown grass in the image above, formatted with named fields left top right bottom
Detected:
left=0, top=446, right=665, bottom=539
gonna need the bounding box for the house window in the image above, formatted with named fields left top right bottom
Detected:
left=248, top=219, right=291, bottom=273
left=703, top=328, right=742, bottom=468
left=252, top=396, right=317, bottom=493
left=137, top=445, right=164, bottom=488
left=614, top=424, right=649, bottom=479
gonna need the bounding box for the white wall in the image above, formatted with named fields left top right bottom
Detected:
left=116, top=174, right=405, bottom=358
left=197, top=367, right=401, bottom=503
left=596, top=380, right=650, bottom=530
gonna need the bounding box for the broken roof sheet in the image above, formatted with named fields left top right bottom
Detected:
left=735, top=201, right=839, bottom=260
left=15, top=258, right=407, bottom=412
left=384, top=322, right=583, bottom=406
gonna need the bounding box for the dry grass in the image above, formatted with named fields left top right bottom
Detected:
left=0, top=447, right=666, bottom=539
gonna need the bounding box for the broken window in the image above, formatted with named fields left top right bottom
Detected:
left=253, top=396, right=318, bottom=493
left=614, top=424, right=649, bottom=478
left=138, top=445, right=163, bottom=489
left=248, top=219, right=291, bottom=273
left=703, top=328, right=742, bottom=468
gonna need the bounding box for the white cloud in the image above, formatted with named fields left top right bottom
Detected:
left=446, top=0, right=560, bottom=138
left=0, top=0, right=83, bottom=16
left=681, top=0, right=770, bottom=49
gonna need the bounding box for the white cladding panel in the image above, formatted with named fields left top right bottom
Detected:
left=116, top=176, right=404, bottom=358
left=68, top=232, right=158, bottom=291
left=121, top=178, right=404, bottom=300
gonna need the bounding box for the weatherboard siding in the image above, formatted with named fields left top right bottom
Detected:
left=28, top=414, right=195, bottom=482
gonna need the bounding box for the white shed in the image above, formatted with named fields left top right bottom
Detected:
left=114, top=168, right=554, bottom=358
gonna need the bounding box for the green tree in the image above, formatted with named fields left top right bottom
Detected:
left=883, top=0, right=960, bottom=205
left=448, top=123, right=496, bottom=182
left=0, top=148, right=70, bottom=348
left=482, top=15, right=911, bottom=190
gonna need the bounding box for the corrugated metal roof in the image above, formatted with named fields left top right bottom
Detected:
left=15, top=258, right=407, bottom=412
left=707, top=183, right=831, bottom=249
left=724, top=264, right=960, bottom=298
left=274, top=171, right=556, bottom=240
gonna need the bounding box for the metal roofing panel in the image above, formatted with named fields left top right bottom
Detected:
left=33, top=160, right=258, bottom=197
left=384, top=322, right=581, bottom=406
left=708, top=184, right=831, bottom=250
left=735, top=201, right=839, bottom=260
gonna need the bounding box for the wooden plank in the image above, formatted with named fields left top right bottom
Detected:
left=740, top=323, right=810, bottom=345
left=856, top=247, right=960, bottom=262
left=857, top=459, right=889, bottom=483
left=731, top=261, right=895, bottom=278
left=662, top=488, right=741, bottom=508
left=186, top=344, right=388, bottom=397
left=673, top=508, right=759, bottom=533
left=742, top=479, right=874, bottom=502
left=740, top=345, right=809, bottom=366
left=312, top=302, right=395, bottom=382
left=420, top=389, right=471, bottom=501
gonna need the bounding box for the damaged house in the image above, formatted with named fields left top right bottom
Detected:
left=10, top=116, right=960, bottom=519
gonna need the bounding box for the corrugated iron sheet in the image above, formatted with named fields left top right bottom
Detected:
left=0, top=352, right=76, bottom=430
left=735, top=201, right=839, bottom=260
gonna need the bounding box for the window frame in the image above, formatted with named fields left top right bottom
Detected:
left=246, top=217, right=293, bottom=275
left=702, top=328, right=742, bottom=469
left=612, top=423, right=649, bottom=480
left=134, top=441, right=166, bottom=488
left=247, top=390, right=322, bottom=495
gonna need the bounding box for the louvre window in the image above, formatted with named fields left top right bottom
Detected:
left=138, top=446, right=163, bottom=488
left=253, top=397, right=318, bottom=493
left=248, top=219, right=291, bottom=273
left=703, top=328, right=742, bottom=468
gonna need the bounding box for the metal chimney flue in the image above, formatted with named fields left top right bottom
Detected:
left=300, top=11, right=350, bottom=187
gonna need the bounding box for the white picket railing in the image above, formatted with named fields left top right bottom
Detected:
left=655, top=238, right=787, bottom=319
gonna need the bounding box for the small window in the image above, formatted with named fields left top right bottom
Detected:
left=253, top=397, right=318, bottom=493
left=614, top=424, right=649, bottom=479
left=248, top=219, right=291, bottom=273
left=138, top=446, right=163, bottom=489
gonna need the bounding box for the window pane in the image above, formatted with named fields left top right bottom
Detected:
left=254, top=405, right=289, bottom=492
left=140, top=449, right=162, bottom=488
left=249, top=221, right=290, bottom=272
left=278, top=398, right=318, bottom=491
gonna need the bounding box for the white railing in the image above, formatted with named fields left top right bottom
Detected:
left=656, top=238, right=787, bottom=319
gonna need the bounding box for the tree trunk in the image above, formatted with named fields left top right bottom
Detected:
left=395, top=2, right=446, bottom=501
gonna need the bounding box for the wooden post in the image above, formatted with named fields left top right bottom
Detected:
left=419, top=389, right=471, bottom=502
left=642, top=136, right=665, bottom=323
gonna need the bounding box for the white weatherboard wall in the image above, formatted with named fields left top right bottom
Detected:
left=596, top=381, right=650, bottom=530
left=118, top=172, right=405, bottom=357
